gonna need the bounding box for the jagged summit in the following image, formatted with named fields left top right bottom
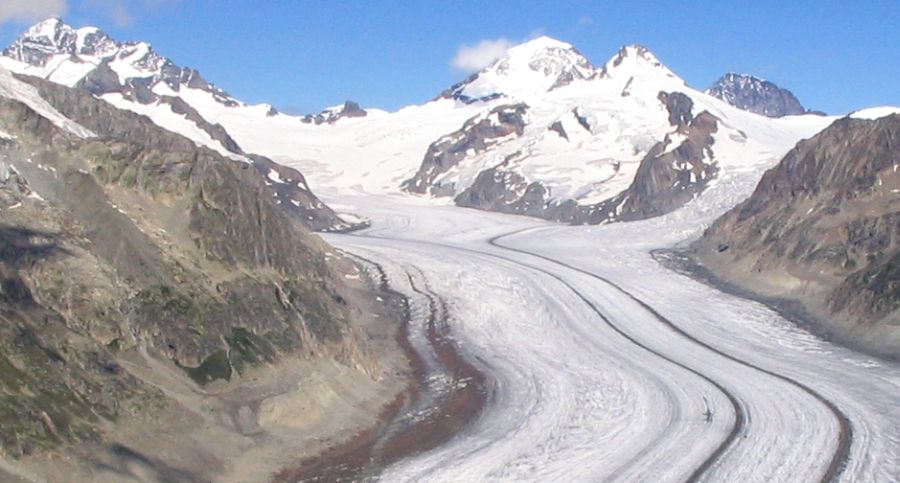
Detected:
left=1, top=17, right=235, bottom=106
left=606, top=44, right=659, bottom=67
left=599, top=44, right=678, bottom=81
left=440, top=35, right=596, bottom=102
left=20, top=15, right=65, bottom=40
left=4, top=16, right=118, bottom=66
left=438, top=40, right=685, bottom=104
left=706, top=73, right=806, bottom=117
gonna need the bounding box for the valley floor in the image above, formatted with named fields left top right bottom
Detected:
left=314, top=163, right=900, bottom=481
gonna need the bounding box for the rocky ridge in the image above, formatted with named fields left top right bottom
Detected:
left=707, top=73, right=808, bottom=117
left=691, top=113, right=900, bottom=358
left=302, top=101, right=368, bottom=125
left=452, top=91, right=722, bottom=223
left=402, top=103, right=529, bottom=194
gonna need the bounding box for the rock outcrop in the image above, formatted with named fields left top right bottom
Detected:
left=454, top=91, right=721, bottom=224
left=402, top=103, right=528, bottom=194
left=612, top=92, right=720, bottom=221
left=301, top=101, right=368, bottom=125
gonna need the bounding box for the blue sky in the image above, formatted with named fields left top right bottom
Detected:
left=0, top=0, right=897, bottom=114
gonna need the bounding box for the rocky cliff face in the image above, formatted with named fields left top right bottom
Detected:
left=691, top=114, right=900, bottom=358
left=0, top=149, right=156, bottom=457
left=402, top=103, right=529, bottom=194
left=0, top=72, right=382, bottom=458
left=613, top=92, right=720, bottom=221
left=707, top=73, right=807, bottom=117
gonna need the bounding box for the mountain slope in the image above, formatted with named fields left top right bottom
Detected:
left=0, top=67, right=406, bottom=477
left=0, top=18, right=363, bottom=232
left=707, top=73, right=808, bottom=117
left=691, top=112, right=900, bottom=358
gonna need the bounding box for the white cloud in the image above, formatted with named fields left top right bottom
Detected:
left=0, top=0, right=177, bottom=28
left=0, top=0, right=68, bottom=24
left=451, top=38, right=514, bottom=72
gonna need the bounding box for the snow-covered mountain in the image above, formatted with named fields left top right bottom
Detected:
left=0, top=17, right=366, bottom=232
left=0, top=17, right=246, bottom=160
left=401, top=41, right=833, bottom=222
left=438, top=36, right=597, bottom=103
left=1, top=19, right=838, bottom=224
left=2, top=17, right=236, bottom=105
left=706, top=73, right=808, bottom=117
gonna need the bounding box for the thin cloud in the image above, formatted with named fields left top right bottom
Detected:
left=451, top=38, right=514, bottom=72
left=0, top=0, right=68, bottom=25
left=87, top=0, right=180, bottom=27
left=86, top=0, right=132, bottom=26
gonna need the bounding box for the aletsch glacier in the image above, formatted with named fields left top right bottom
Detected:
left=2, top=17, right=900, bottom=482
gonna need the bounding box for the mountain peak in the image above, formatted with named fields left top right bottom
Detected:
left=706, top=73, right=807, bottom=117
left=505, top=35, right=574, bottom=54
left=613, top=44, right=657, bottom=63
left=721, top=72, right=764, bottom=83
left=498, top=36, right=589, bottom=71
left=4, top=17, right=118, bottom=66
left=25, top=16, right=65, bottom=36
left=441, top=35, right=595, bottom=102
left=9, top=17, right=73, bottom=65
left=600, top=44, right=673, bottom=78
left=2, top=17, right=238, bottom=106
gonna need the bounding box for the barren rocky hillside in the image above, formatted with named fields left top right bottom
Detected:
left=0, top=71, right=408, bottom=481
left=691, top=114, right=900, bottom=358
